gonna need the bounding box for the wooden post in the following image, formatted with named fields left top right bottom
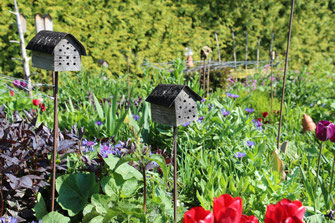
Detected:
left=257, top=36, right=260, bottom=71
left=245, top=28, right=248, bottom=70
left=173, top=126, right=178, bottom=223
left=214, top=31, right=221, bottom=62
left=12, top=0, right=31, bottom=97
left=202, top=60, right=206, bottom=92
left=207, top=58, right=211, bottom=96
left=277, top=0, right=295, bottom=150
left=232, top=30, right=237, bottom=80
left=51, top=71, right=59, bottom=212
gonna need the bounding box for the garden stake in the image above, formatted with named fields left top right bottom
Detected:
left=245, top=28, right=248, bottom=70
left=146, top=84, right=201, bottom=223
left=257, top=36, right=260, bottom=71
left=51, top=71, right=59, bottom=212
left=173, top=126, right=178, bottom=223
left=270, top=51, right=274, bottom=117
left=207, top=58, right=211, bottom=96
left=232, top=30, right=237, bottom=81
left=203, top=60, right=207, bottom=92
left=214, top=31, right=221, bottom=62
left=26, top=30, right=87, bottom=212
left=276, top=0, right=295, bottom=150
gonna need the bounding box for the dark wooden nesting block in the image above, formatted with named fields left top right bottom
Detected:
left=26, top=30, right=86, bottom=72
left=146, top=84, right=202, bottom=126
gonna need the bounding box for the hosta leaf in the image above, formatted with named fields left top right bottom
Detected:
left=33, top=192, right=47, bottom=220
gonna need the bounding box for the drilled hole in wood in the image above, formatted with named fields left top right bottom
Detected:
left=67, top=63, right=69, bottom=65
left=59, top=56, right=62, bottom=59
left=59, top=63, right=62, bottom=65
left=59, top=49, right=62, bottom=52
left=189, top=110, right=191, bottom=112
left=66, top=47, right=69, bottom=50
left=67, top=41, right=70, bottom=44
left=73, top=56, right=76, bottom=59
left=187, top=116, right=190, bottom=119
left=73, top=63, right=76, bottom=65
left=192, top=106, right=195, bottom=108
left=184, top=100, right=186, bottom=102
left=74, top=49, right=77, bottom=51
left=178, top=116, right=181, bottom=118
left=66, top=56, right=69, bottom=59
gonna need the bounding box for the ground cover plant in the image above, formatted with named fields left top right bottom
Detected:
left=1, top=59, right=335, bottom=222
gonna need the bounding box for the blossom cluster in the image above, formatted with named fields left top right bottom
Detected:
left=32, top=99, right=46, bottom=112
left=183, top=194, right=305, bottom=223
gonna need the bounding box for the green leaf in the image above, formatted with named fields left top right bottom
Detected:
left=33, top=192, right=48, bottom=220
left=101, top=175, right=122, bottom=199
left=91, top=194, right=111, bottom=215
left=104, top=156, right=120, bottom=170
left=115, top=163, right=142, bottom=180
left=41, top=212, right=70, bottom=223
left=147, top=154, right=168, bottom=184
left=93, top=94, right=104, bottom=120
left=121, top=177, right=139, bottom=197
left=56, top=173, right=99, bottom=216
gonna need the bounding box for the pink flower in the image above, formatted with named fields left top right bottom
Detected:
left=315, top=120, right=334, bottom=141
left=10, top=91, right=14, bottom=96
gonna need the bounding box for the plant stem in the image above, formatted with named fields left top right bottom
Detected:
left=142, top=165, right=147, bottom=215
left=329, top=153, right=335, bottom=208
left=314, top=142, right=323, bottom=213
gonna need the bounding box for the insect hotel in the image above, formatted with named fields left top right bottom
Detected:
left=26, top=30, right=86, bottom=71
left=146, top=84, right=202, bottom=126
left=26, top=30, right=86, bottom=212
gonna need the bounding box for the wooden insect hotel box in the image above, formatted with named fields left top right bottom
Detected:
left=146, top=84, right=202, bottom=126
left=26, top=30, right=86, bottom=71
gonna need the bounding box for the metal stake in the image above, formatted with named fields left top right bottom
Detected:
left=207, top=58, right=211, bottom=96
left=270, top=51, right=274, bottom=115
left=51, top=71, right=59, bottom=212
left=214, top=31, right=221, bottom=62
left=257, top=36, right=260, bottom=70
left=202, top=60, right=206, bottom=92
left=245, top=28, right=248, bottom=70
left=277, top=0, right=295, bottom=150
left=173, top=126, right=178, bottom=223
left=142, top=166, right=147, bottom=214
left=232, top=30, right=237, bottom=81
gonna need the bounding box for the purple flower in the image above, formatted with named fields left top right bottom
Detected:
left=246, top=141, right=255, bottom=147
left=198, top=116, right=205, bottom=123
left=82, top=139, right=96, bottom=152
left=95, top=120, right=103, bottom=126
left=235, top=152, right=246, bottom=158
left=228, top=76, right=235, bottom=84
left=221, top=109, right=230, bottom=116
left=208, top=104, right=213, bottom=110
left=316, top=121, right=335, bottom=142
left=132, top=114, right=140, bottom=121
left=252, top=119, right=262, bottom=130
left=20, top=81, right=26, bottom=87
left=13, top=80, right=21, bottom=87
left=227, top=93, right=239, bottom=99
left=201, top=98, right=206, bottom=103
left=182, top=121, right=191, bottom=127
left=245, top=108, right=254, bottom=113
left=0, top=216, right=18, bottom=223
left=232, top=94, right=239, bottom=99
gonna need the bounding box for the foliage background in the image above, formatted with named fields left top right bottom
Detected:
left=0, top=0, right=335, bottom=77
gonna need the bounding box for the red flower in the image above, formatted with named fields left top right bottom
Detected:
left=32, top=99, right=40, bottom=106
left=39, top=103, right=46, bottom=112
left=264, top=199, right=305, bottom=223
left=257, top=118, right=262, bottom=123
left=10, top=91, right=14, bottom=96
left=183, top=207, right=214, bottom=223
left=262, top=112, right=269, bottom=118
left=240, top=215, right=259, bottom=223
left=213, top=194, right=243, bottom=223
left=264, top=121, right=269, bottom=124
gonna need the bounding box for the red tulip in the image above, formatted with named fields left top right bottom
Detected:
left=331, top=126, right=335, bottom=143
left=10, top=91, right=14, bottom=96
left=32, top=99, right=40, bottom=106
left=240, top=215, right=259, bottom=223
left=39, top=103, right=46, bottom=112
left=213, top=194, right=243, bottom=223
left=257, top=118, right=262, bottom=123
left=262, top=112, right=269, bottom=118
left=183, top=207, right=214, bottom=223
left=264, top=199, right=305, bottom=223
left=315, top=120, right=334, bottom=141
